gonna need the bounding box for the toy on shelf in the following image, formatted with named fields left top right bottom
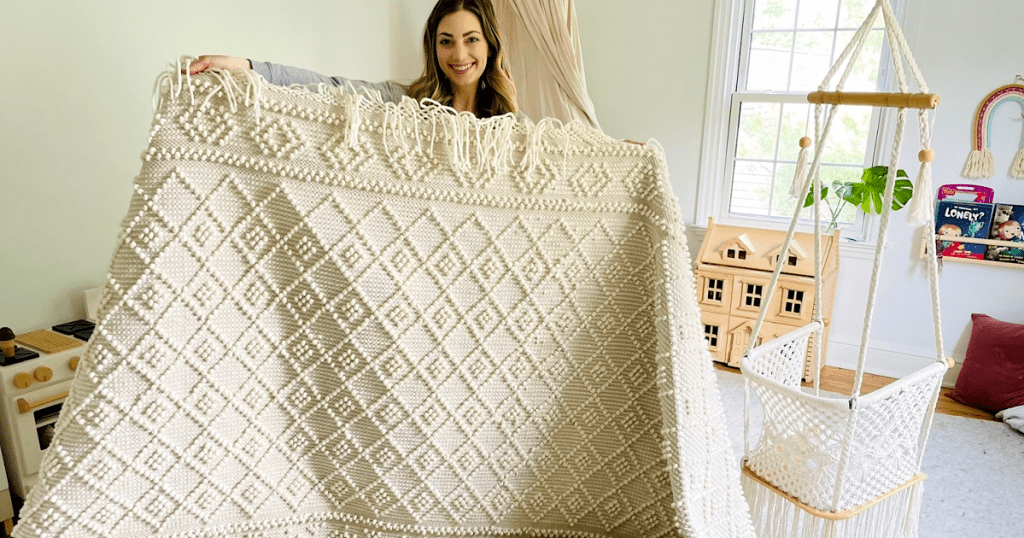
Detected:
left=934, top=200, right=994, bottom=259
left=937, top=183, right=994, bottom=203
left=922, top=184, right=1024, bottom=268
left=963, top=77, right=1024, bottom=179
left=986, top=204, right=1024, bottom=263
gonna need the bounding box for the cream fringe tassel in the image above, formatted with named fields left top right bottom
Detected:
left=790, top=142, right=812, bottom=200
left=962, top=148, right=994, bottom=179
left=153, top=56, right=614, bottom=182
left=906, top=157, right=933, bottom=225
left=1011, top=147, right=1024, bottom=178
left=742, top=474, right=925, bottom=538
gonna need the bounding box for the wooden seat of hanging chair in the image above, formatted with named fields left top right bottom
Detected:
left=741, top=464, right=927, bottom=521
left=807, top=90, right=939, bottom=109
left=740, top=322, right=951, bottom=513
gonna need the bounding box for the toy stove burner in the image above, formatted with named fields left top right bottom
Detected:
left=0, top=348, right=40, bottom=367
left=52, top=319, right=95, bottom=342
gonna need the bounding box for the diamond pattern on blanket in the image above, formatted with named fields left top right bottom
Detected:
left=13, top=71, right=754, bottom=538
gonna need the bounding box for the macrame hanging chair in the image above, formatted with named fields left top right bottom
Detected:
left=738, top=1, right=952, bottom=537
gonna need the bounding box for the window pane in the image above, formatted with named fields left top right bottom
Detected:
left=838, top=0, right=883, bottom=29
left=820, top=106, right=871, bottom=164
left=730, top=160, right=774, bottom=216
left=770, top=162, right=807, bottom=218
left=736, top=102, right=782, bottom=160
left=797, top=0, right=839, bottom=29
left=747, top=32, right=793, bottom=91
left=832, top=29, right=883, bottom=91
left=815, top=165, right=862, bottom=226
left=753, top=0, right=797, bottom=30
left=791, top=30, right=836, bottom=91
left=777, top=103, right=811, bottom=162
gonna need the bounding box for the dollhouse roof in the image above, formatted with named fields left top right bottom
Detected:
left=696, top=218, right=839, bottom=278
left=717, top=233, right=757, bottom=255
left=767, top=240, right=808, bottom=260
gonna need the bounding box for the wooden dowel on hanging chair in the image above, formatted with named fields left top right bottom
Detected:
left=807, top=91, right=940, bottom=109
left=742, top=465, right=928, bottom=521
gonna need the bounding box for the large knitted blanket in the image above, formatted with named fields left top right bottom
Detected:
left=15, top=67, right=753, bottom=538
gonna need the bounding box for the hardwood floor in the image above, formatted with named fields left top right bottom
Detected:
left=714, top=362, right=998, bottom=422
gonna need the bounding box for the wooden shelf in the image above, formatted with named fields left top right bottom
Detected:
left=920, top=234, right=1024, bottom=268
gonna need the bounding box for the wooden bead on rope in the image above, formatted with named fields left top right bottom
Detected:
left=918, top=149, right=935, bottom=163
left=799, top=137, right=812, bottom=149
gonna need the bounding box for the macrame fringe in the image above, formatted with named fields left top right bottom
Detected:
left=906, top=159, right=933, bottom=225
left=152, top=56, right=619, bottom=184
left=962, top=148, right=994, bottom=179
left=1011, top=147, right=1024, bottom=178
left=742, top=474, right=924, bottom=538
left=790, top=144, right=811, bottom=199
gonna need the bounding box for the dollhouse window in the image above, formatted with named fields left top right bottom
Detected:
left=704, top=324, right=720, bottom=348
left=743, top=284, right=763, bottom=307
left=773, top=254, right=799, bottom=267
left=706, top=279, right=725, bottom=302
left=784, top=289, right=805, bottom=314
left=726, top=248, right=747, bottom=260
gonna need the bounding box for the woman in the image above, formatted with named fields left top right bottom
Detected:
left=189, top=0, right=521, bottom=120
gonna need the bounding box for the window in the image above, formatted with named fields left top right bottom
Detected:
left=706, top=278, right=726, bottom=302
left=705, top=324, right=721, bottom=348
left=743, top=283, right=764, bottom=308
left=699, top=0, right=903, bottom=240
left=774, top=254, right=799, bottom=266
left=726, top=248, right=748, bottom=260
left=784, top=289, right=805, bottom=314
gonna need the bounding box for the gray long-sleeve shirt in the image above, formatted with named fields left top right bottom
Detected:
left=250, top=60, right=407, bottom=104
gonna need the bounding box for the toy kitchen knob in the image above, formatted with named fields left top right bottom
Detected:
left=13, top=373, right=34, bottom=389
left=34, top=367, right=53, bottom=383
left=69, top=357, right=80, bottom=371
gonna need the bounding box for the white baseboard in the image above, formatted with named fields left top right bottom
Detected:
left=826, top=338, right=959, bottom=388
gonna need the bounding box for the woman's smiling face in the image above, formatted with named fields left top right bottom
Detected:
left=435, top=10, right=489, bottom=92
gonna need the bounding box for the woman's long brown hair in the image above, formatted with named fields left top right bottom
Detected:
left=404, top=0, right=518, bottom=118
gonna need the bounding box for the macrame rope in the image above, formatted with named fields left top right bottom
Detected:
left=852, top=108, right=906, bottom=397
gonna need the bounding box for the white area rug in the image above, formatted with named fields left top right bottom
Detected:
left=714, top=369, right=1024, bottom=538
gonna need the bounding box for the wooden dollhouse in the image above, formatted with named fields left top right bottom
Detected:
left=694, top=218, right=840, bottom=379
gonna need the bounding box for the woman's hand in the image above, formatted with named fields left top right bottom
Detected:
left=185, top=55, right=251, bottom=75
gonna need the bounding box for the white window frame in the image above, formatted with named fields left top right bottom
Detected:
left=697, top=0, right=906, bottom=247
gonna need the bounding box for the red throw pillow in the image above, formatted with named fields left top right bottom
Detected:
left=950, top=314, right=1024, bottom=413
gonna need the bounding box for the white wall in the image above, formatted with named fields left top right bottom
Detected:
left=575, top=1, right=715, bottom=226
left=0, top=1, right=395, bottom=332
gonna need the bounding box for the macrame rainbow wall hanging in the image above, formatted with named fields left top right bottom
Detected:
left=963, top=78, right=1024, bottom=179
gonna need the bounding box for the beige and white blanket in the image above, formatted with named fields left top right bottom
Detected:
left=15, top=66, right=753, bottom=538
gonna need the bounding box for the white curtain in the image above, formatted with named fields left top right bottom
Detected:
left=495, top=0, right=600, bottom=128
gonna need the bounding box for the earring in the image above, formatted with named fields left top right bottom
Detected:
left=480, top=78, right=486, bottom=90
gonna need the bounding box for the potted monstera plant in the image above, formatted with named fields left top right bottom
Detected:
left=803, top=166, right=912, bottom=232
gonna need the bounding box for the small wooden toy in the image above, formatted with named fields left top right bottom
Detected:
left=0, top=327, right=14, bottom=359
